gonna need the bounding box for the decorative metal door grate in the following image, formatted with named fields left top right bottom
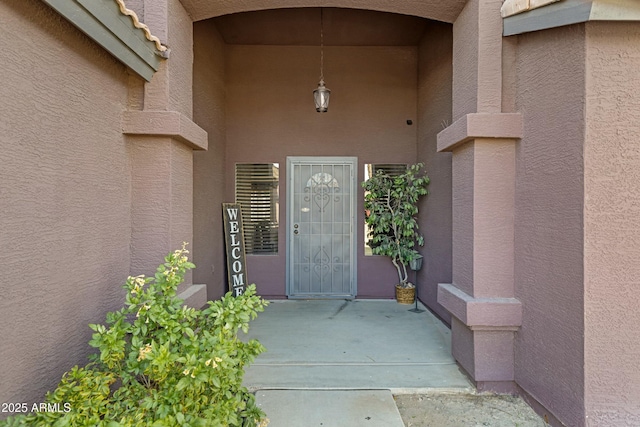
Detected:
left=288, top=158, right=356, bottom=298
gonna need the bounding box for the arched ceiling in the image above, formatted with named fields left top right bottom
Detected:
left=180, top=0, right=467, bottom=23
left=212, top=8, right=434, bottom=46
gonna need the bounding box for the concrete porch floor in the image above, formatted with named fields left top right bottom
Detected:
left=242, top=299, right=473, bottom=426
left=243, top=299, right=472, bottom=391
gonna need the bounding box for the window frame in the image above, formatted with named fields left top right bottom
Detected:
left=235, top=163, right=280, bottom=255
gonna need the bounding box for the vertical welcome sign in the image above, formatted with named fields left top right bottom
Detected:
left=222, top=203, right=247, bottom=297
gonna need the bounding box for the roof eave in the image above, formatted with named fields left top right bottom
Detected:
left=503, top=0, right=640, bottom=36
left=43, top=0, right=168, bottom=81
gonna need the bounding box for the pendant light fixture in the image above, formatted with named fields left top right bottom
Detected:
left=313, top=8, right=330, bottom=113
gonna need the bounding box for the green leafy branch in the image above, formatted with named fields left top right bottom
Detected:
left=2, top=244, right=269, bottom=427
left=363, top=163, right=429, bottom=287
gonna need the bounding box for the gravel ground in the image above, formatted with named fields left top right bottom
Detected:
left=394, top=393, right=548, bottom=427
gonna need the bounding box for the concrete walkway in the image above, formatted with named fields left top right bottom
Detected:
left=242, top=299, right=473, bottom=426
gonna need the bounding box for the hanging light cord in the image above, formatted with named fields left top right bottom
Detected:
left=320, top=8, right=325, bottom=82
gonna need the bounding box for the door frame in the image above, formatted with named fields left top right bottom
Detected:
left=286, top=156, right=358, bottom=298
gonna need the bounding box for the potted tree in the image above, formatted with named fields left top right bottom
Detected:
left=363, top=163, right=429, bottom=304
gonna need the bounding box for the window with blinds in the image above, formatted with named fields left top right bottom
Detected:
left=366, top=163, right=408, bottom=178
left=364, top=163, right=407, bottom=256
left=235, top=163, right=279, bottom=254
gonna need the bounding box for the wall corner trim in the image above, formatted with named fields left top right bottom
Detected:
left=437, top=113, right=523, bottom=152
left=122, top=111, right=208, bottom=150
left=437, top=283, right=522, bottom=329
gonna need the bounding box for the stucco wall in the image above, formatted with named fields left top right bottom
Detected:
left=417, top=22, right=453, bottom=323
left=129, top=137, right=194, bottom=286
left=128, top=0, right=197, bottom=288
left=584, top=21, right=640, bottom=427
left=453, top=0, right=503, bottom=120
left=452, top=0, right=479, bottom=121
left=168, top=0, right=194, bottom=117
left=193, top=21, right=227, bottom=300
left=0, top=0, right=133, bottom=412
left=135, top=0, right=194, bottom=115
left=225, top=43, right=418, bottom=298
left=513, top=25, right=586, bottom=426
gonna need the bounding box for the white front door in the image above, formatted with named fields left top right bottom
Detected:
left=287, top=157, right=357, bottom=298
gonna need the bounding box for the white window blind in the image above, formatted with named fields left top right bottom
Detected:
left=235, top=163, right=279, bottom=254
left=372, top=163, right=408, bottom=177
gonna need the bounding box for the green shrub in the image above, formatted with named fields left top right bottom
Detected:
left=2, top=244, right=269, bottom=427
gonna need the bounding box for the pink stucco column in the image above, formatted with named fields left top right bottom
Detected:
left=122, top=0, right=208, bottom=307
left=437, top=114, right=522, bottom=389
left=438, top=0, right=524, bottom=391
